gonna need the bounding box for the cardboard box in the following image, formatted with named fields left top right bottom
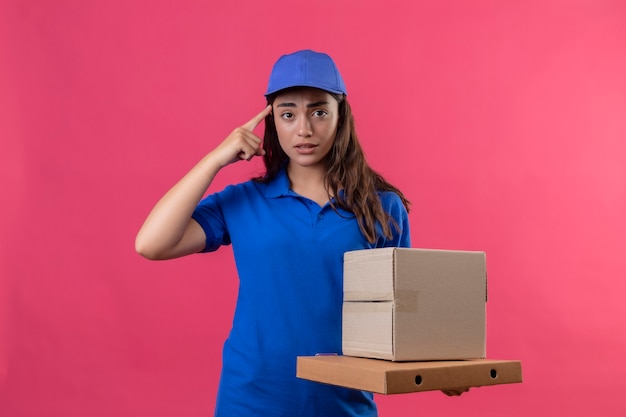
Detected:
left=342, top=248, right=487, bottom=361
left=297, top=355, right=522, bottom=395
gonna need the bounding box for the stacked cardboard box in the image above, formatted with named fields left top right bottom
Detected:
left=296, top=248, right=522, bottom=394
left=342, top=247, right=487, bottom=361
left=297, top=248, right=523, bottom=394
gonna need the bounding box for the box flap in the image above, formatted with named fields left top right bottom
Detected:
left=343, top=301, right=394, bottom=360
left=343, top=248, right=396, bottom=301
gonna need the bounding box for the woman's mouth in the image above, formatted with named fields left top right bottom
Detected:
left=294, top=143, right=318, bottom=154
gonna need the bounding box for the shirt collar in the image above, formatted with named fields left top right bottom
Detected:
left=264, top=163, right=347, bottom=202
left=265, top=164, right=291, bottom=199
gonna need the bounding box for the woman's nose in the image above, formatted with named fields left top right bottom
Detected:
left=297, top=118, right=313, bottom=137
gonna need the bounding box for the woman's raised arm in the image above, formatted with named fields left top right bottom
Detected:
left=135, top=105, right=271, bottom=260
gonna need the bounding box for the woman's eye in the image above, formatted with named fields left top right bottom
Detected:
left=313, top=110, right=328, bottom=117
left=281, top=112, right=294, bottom=120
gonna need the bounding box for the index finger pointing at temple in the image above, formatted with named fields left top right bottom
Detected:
left=242, top=105, right=272, bottom=131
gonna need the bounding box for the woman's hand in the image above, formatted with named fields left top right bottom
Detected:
left=441, top=388, right=470, bottom=396
left=211, top=105, right=272, bottom=168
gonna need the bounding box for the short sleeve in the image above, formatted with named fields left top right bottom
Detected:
left=191, top=190, right=232, bottom=252
left=378, top=191, right=411, bottom=248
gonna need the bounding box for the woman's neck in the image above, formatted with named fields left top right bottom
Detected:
left=287, top=163, right=331, bottom=206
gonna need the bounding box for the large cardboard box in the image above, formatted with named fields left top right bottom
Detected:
left=342, top=248, right=487, bottom=361
left=297, top=355, right=522, bottom=395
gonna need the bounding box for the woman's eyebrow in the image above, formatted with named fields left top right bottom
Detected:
left=275, top=101, right=330, bottom=108
left=306, top=101, right=329, bottom=108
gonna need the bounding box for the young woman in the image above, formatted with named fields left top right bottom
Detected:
left=136, top=50, right=411, bottom=416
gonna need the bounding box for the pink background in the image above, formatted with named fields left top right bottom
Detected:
left=2, top=1, right=625, bottom=416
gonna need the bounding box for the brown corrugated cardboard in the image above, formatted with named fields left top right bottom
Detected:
left=342, top=248, right=487, bottom=361
left=297, top=356, right=522, bottom=394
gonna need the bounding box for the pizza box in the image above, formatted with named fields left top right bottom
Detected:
left=296, top=355, right=522, bottom=395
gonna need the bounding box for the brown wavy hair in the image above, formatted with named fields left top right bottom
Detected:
left=255, top=91, right=410, bottom=244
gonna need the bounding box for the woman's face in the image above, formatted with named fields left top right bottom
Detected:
left=272, top=88, right=339, bottom=170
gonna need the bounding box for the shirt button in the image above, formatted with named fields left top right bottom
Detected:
left=318, top=213, right=324, bottom=219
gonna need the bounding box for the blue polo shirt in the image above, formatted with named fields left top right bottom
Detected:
left=192, top=166, right=410, bottom=417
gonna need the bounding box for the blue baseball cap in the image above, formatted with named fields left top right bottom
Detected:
left=265, top=50, right=347, bottom=97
